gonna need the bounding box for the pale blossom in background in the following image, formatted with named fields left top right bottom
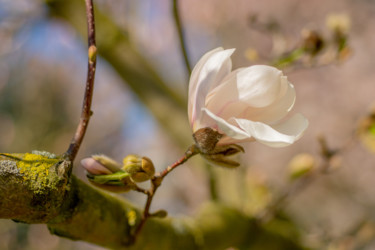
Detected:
left=188, top=47, right=308, bottom=147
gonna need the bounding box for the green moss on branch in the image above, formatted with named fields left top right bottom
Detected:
left=0, top=153, right=305, bottom=249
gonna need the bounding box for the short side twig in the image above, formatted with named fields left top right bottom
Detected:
left=65, top=0, right=97, bottom=162
left=131, top=145, right=198, bottom=242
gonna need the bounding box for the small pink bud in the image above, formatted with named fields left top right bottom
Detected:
left=81, top=158, right=113, bottom=175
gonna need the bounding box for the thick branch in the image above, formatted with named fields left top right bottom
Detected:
left=0, top=155, right=304, bottom=249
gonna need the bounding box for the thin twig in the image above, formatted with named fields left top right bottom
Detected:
left=132, top=185, right=149, bottom=195
left=172, top=0, right=192, bottom=76
left=131, top=145, right=198, bottom=242
left=65, top=0, right=97, bottom=162
left=158, top=145, right=198, bottom=179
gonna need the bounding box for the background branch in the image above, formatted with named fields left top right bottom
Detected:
left=173, top=0, right=192, bottom=77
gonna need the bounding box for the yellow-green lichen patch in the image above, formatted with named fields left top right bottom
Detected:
left=127, top=209, right=137, bottom=227
left=16, top=153, right=61, bottom=194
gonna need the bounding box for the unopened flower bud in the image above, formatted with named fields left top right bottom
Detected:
left=326, top=13, right=351, bottom=34
left=81, top=157, right=113, bottom=175
left=301, top=29, right=324, bottom=56
left=288, top=153, right=315, bottom=180
left=91, top=154, right=122, bottom=173
left=81, top=155, right=135, bottom=193
left=122, top=155, right=155, bottom=182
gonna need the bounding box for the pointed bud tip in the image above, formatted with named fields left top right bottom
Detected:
left=91, top=154, right=122, bottom=173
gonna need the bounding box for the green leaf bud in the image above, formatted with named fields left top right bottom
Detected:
left=122, top=155, right=155, bottom=182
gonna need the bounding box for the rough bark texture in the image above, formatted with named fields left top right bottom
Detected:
left=0, top=154, right=304, bottom=249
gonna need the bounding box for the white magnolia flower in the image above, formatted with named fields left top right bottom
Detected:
left=188, top=47, right=308, bottom=148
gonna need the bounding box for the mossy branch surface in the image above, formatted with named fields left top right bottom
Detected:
left=0, top=154, right=304, bottom=249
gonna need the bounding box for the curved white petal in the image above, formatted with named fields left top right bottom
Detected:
left=240, top=81, right=296, bottom=124
left=202, top=108, right=250, bottom=140
left=234, top=113, right=308, bottom=147
left=204, top=68, right=241, bottom=114
left=188, top=48, right=223, bottom=118
left=236, top=65, right=286, bottom=107
left=205, top=73, right=295, bottom=125
left=188, top=48, right=235, bottom=126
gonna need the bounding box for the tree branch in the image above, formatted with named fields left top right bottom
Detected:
left=0, top=154, right=304, bottom=249
left=65, top=0, right=97, bottom=162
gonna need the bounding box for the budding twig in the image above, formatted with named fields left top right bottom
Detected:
left=65, top=0, right=97, bottom=162
left=131, top=145, right=198, bottom=242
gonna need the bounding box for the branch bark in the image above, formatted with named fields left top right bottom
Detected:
left=0, top=154, right=304, bottom=249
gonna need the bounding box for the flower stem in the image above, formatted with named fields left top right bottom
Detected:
left=158, top=145, right=198, bottom=179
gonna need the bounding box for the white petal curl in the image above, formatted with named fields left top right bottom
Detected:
left=236, top=65, right=286, bottom=107
left=188, top=48, right=235, bottom=126
left=202, top=108, right=250, bottom=140
left=234, top=113, right=308, bottom=147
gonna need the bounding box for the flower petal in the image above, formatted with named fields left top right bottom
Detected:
left=188, top=48, right=235, bottom=128
left=204, top=68, right=241, bottom=116
left=234, top=113, right=309, bottom=147
left=237, top=65, right=287, bottom=107
left=239, top=81, right=296, bottom=124
left=205, top=67, right=295, bottom=124
left=202, top=108, right=250, bottom=140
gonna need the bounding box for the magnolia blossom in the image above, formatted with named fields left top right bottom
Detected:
left=188, top=47, right=308, bottom=147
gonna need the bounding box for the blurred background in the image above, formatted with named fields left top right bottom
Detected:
left=0, top=0, right=375, bottom=249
